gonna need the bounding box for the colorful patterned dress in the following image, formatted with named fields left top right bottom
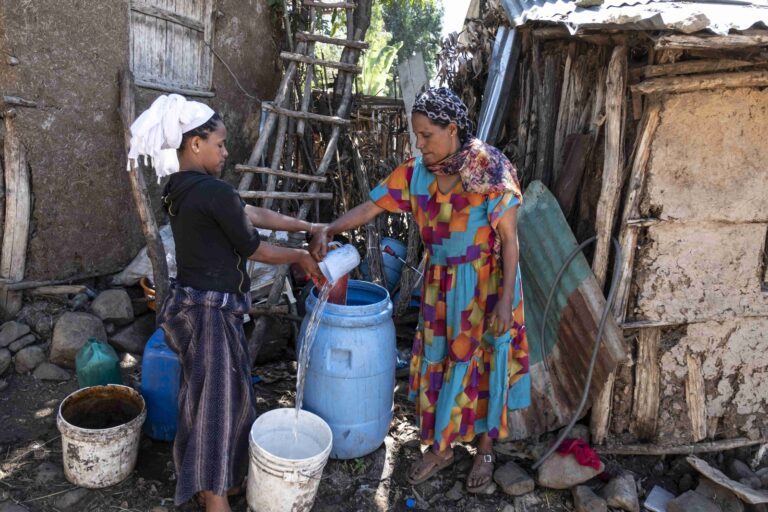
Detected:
left=370, top=157, right=530, bottom=450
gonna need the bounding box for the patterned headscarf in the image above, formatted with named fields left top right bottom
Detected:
left=412, top=87, right=520, bottom=198
left=412, top=87, right=474, bottom=142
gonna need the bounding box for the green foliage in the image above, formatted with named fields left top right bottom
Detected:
left=358, top=2, right=402, bottom=96
left=382, top=0, right=443, bottom=79
left=343, top=458, right=368, bottom=475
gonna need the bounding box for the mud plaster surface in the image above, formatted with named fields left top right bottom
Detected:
left=658, top=318, right=768, bottom=443
left=633, top=222, right=768, bottom=324
left=642, top=88, right=768, bottom=223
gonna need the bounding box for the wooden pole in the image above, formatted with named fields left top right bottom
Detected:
left=0, top=111, right=30, bottom=318
left=686, top=353, right=708, bottom=442
left=596, top=437, right=768, bottom=456
left=655, top=32, right=768, bottom=51
left=631, top=328, right=661, bottom=440
left=632, top=69, right=768, bottom=95
left=120, top=69, right=169, bottom=319
left=613, top=101, right=662, bottom=321
left=592, top=45, right=627, bottom=288
left=589, top=46, right=627, bottom=446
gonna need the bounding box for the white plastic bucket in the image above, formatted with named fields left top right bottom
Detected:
left=319, top=243, right=360, bottom=284
left=57, top=384, right=146, bottom=488
left=247, top=408, right=332, bottom=512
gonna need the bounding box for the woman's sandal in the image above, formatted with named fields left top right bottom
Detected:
left=466, top=451, right=495, bottom=493
left=406, top=450, right=455, bottom=485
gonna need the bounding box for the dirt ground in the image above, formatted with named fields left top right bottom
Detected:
left=0, top=342, right=752, bottom=512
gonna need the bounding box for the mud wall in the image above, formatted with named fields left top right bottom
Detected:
left=630, top=88, right=768, bottom=443
left=0, top=0, right=280, bottom=280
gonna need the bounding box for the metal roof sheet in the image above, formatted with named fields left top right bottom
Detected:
left=501, top=0, right=768, bottom=35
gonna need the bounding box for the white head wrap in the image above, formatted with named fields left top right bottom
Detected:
left=127, top=94, right=216, bottom=181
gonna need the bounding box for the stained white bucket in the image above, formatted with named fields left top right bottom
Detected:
left=247, top=408, right=332, bottom=512
left=57, top=384, right=146, bottom=488
left=319, top=243, right=360, bottom=284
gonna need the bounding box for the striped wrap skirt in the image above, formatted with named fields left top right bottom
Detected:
left=158, top=280, right=254, bottom=505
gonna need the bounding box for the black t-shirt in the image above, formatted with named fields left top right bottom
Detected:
left=162, top=171, right=261, bottom=294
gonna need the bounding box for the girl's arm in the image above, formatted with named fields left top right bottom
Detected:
left=244, top=205, right=325, bottom=236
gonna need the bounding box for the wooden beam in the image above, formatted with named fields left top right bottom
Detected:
left=686, top=353, right=708, bottom=442
left=239, top=191, right=333, bottom=201
left=2, top=96, right=37, bottom=108
left=632, top=69, right=768, bottom=95
left=234, top=165, right=328, bottom=183
left=134, top=79, right=215, bottom=98
left=592, top=45, right=627, bottom=287
left=590, top=370, right=616, bottom=445
left=303, top=1, right=356, bottom=8
left=629, top=59, right=755, bottom=81
left=280, top=51, right=361, bottom=73
left=631, top=328, right=661, bottom=440
left=120, top=69, right=169, bottom=320
left=596, top=437, right=768, bottom=456
left=296, top=31, right=368, bottom=49
left=263, top=102, right=351, bottom=126
left=626, top=217, right=661, bottom=228
left=613, top=101, right=663, bottom=321
left=29, top=285, right=89, bottom=296
left=130, top=0, right=204, bottom=32
left=0, top=114, right=30, bottom=318
left=655, top=32, right=768, bottom=51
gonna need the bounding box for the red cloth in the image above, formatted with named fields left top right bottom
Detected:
left=556, top=437, right=602, bottom=470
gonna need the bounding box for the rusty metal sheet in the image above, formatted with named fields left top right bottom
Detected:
left=507, top=180, right=628, bottom=439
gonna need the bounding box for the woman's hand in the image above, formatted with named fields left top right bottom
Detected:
left=488, top=296, right=514, bottom=337
left=299, top=251, right=323, bottom=280
left=309, top=225, right=333, bottom=262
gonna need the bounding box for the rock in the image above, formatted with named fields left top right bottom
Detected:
left=559, top=423, right=591, bottom=444
left=600, top=472, right=640, bottom=512
left=445, top=481, right=464, bottom=501
left=0, top=503, right=29, bottom=512
left=668, top=490, right=722, bottom=512
left=50, top=312, right=107, bottom=368
left=501, top=505, right=515, bottom=512
left=53, top=488, right=90, bottom=510
left=726, top=458, right=758, bottom=482
left=494, top=461, right=535, bottom=496
left=740, top=477, right=762, bottom=490
left=536, top=453, right=604, bottom=490
left=33, top=362, right=70, bottom=381
left=108, top=314, right=155, bottom=354
left=697, top=476, right=744, bottom=512
left=8, top=334, right=36, bottom=353
left=757, top=467, right=768, bottom=488
left=480, top=481, right=497, bottom=495
left=679, top=472, right=696, bottom=492
left=91, top=289, right=134, bottom=325
left=0, top=321, right=30, bottom=348
left=33, top=461, right=63, bottom=484
left=0, top=348, right=11, bottom=375
left=14, top=346, right=45, bottom=373
left=0, top=379, right=7, bottom=391
left=573, top=485, right=607, bottom=512
left=68, top=293, right=90, bottom=311
left=150, top=507, right=168, bottom=512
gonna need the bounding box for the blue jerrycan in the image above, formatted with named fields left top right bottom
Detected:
left=140, top=329, right=181, bottom=441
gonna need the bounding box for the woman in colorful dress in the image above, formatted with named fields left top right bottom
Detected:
left=310, top=87, right=530, bottom=492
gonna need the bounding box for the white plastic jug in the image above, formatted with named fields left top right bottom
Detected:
left=318, top=243, right=360, bottom=284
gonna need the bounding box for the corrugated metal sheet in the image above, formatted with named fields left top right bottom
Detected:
left=501, top=0, right=768, bottom=35
left=476, top=27, right=520, bottom=144
left=507, top=180, right=628, bottom=439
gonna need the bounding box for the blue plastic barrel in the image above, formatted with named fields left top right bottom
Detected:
left=359, top=237, right=407, bottom=292
left=300, top=280, right=396, bottom=459
left=140, top=329, right=180, bottom=441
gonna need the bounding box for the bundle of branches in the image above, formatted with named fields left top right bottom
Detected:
left=436, top=0, right=509, bottom=125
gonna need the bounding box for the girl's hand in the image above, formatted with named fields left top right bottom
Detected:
left=309, top=225, right=333, bottom=262
left=299, top=251, right=323, bottom=280
left=489, top=297, right=514, bottom=337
